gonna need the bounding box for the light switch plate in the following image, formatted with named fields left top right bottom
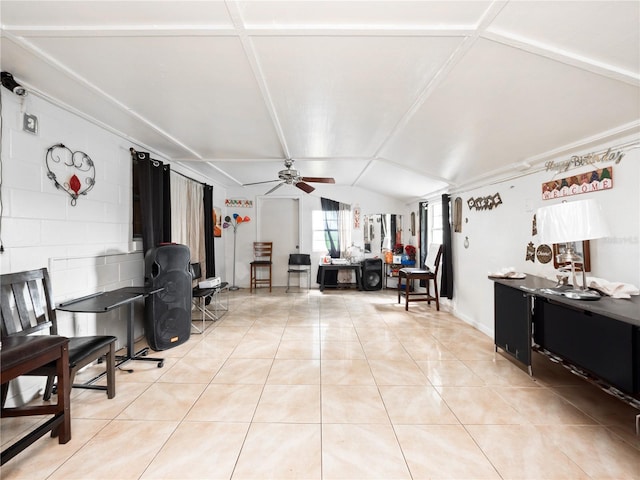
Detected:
left=23, top=113, right=38, bottom=134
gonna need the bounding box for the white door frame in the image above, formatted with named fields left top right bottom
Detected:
left=256, top=195, right=303, bottom=287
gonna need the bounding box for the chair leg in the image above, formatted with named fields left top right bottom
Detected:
left=269, top=265, right=272, bottom=292
left=43, top=375, right=56, bottom=401
left=405, top=278, right=410, bottom=311
left=433, top=279, right=440, bottom=311
left=1, top=381, right=8, bottom=408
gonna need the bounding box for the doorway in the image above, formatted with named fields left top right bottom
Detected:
left=257, top=197, right=300, bottom=287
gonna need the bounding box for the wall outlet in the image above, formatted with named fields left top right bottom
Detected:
left=23, top=113, right=38, bottom=134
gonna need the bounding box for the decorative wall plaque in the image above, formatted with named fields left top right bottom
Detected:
left=526, top=242, right=535, bottom=262
left=536, top=244, right=552, bottom=264
left=45, top=143, right=95, bottom=206
left=467, top=193, right=502, bottom=211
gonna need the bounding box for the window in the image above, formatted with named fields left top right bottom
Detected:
left=419, top=200, right=444, bottom=267
left=430, top=201, right=443, bottom=245
left=312, top=210, right=338, bottom=253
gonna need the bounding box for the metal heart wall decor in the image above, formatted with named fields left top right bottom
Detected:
left=46, top=143, right=96, bottom=206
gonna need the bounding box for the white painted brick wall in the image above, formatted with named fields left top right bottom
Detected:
left=0, top=91, right=150, bottom=405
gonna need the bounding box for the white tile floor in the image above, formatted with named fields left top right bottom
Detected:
left=2, top=287, right=639, bottom=479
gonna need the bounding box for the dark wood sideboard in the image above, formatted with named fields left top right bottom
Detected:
left=491, top=274, right=640, bottom=397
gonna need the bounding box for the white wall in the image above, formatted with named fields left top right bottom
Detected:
left=223, top=183, right=406, bottom=288
left=450, top=140, right=640, bottom=337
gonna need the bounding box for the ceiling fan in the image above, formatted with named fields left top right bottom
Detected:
left=243, top=159, right=335, bottom=194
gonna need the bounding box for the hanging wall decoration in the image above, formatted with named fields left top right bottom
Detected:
left=225, top=199, right=253, bottom=208
left=536, top=244, right=552, bottom=264
left=467, top=193, right=502, bottom=211
left=45, top=143, right=95, bottom=206
left=453, top=197, right=462, bottom=232
left=353, top=205, right=361, bottom=229
left=525, top=242, right=536, bottom=262
left=213, top=206, right=222, bottom=237
left=542, top=167, right=613, bottom=200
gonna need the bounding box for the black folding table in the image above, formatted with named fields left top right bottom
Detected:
left=57, top=286, right=165, bottom=370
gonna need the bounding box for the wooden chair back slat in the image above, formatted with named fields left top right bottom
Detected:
left=253, top=242, right=273, bottom=261
left=0, top=268, right=56, bottom=338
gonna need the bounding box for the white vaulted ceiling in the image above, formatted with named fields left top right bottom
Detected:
left=1, top=1, right=639, bottom=202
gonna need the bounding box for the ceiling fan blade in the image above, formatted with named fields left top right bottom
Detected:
left=265, top=182, right=285, bottom=195
left=295, top=181, right=315, bottom=193
left=301, top=176, right=335, bottom=184
left=243, top=179, right=280, bottom=186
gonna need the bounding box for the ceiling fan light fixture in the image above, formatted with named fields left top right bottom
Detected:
left=244, top=159, right=335, bottom=195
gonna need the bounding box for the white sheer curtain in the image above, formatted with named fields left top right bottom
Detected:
left=338, top=202, right=352, bottom=283
left=338, top=202, right=352, bottom=257
left=170, top=172, right=205, bottom=271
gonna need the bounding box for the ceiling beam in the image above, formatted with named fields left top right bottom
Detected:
left=482, top=30, right=640, bottom=86
left=224, top=0, right=290, bottom=162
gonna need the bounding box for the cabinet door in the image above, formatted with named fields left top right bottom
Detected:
left=538, top=300, right=636, bottom=394
left=494, top=283, right=531, bottom=367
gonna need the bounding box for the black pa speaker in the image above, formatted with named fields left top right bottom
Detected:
left=361, top=258, right=383, bottom=291
left=144, top=244, right=192, bottom=350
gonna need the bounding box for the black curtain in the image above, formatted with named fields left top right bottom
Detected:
left=162, top=164, right=171, bottom=243
left=319, top=197, right=340, bottom=287
left=203, top=185, right=216, bottom=277
left=132, top=150, right=171, bottom=254
left=418, top=201, right=428, bottom=287
left=440, top=194, right=454, bottom=299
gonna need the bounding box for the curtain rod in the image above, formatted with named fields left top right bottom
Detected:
left=130, top=147, right=209, bottom=187
left=170, top=168, right=209, bottom=188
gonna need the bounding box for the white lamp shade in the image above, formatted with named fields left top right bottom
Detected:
left=536, top=199, right=610, bottom=244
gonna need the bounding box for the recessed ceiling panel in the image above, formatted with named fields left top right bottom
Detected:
left=239, top=1, right=491, bottom=28
left=253, top=35, right=464, bottom=158
left=25, top=35, right=284, bottom=159
left=1, top=1, right=234, bottom=28
left=358, top=160, right=449, bottom=202
left=0, top=36, right=194, bottom=158
left=381, top=38, right=640, bottom=186
left=489, top=1, right=640, bottom=74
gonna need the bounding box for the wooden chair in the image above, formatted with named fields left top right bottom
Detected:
left=250, top=242, right=273, bottom=293
left=397, top=244, right=443, bottom=311
left=1, top=335, right=71, bottom=465
left=0, top=268, right=116, bottom=402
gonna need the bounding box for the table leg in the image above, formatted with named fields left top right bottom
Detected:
left=320, top=268, right=326, bottom=291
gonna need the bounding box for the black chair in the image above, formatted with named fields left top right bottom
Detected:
left=0, top=268, right=116, bottom=402
left=286, top=254, right=312, bottom=292
left=190, top=263, right=216, bottom=334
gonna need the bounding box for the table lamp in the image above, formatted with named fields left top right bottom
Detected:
left=536, top=199, right=610, bottom=299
